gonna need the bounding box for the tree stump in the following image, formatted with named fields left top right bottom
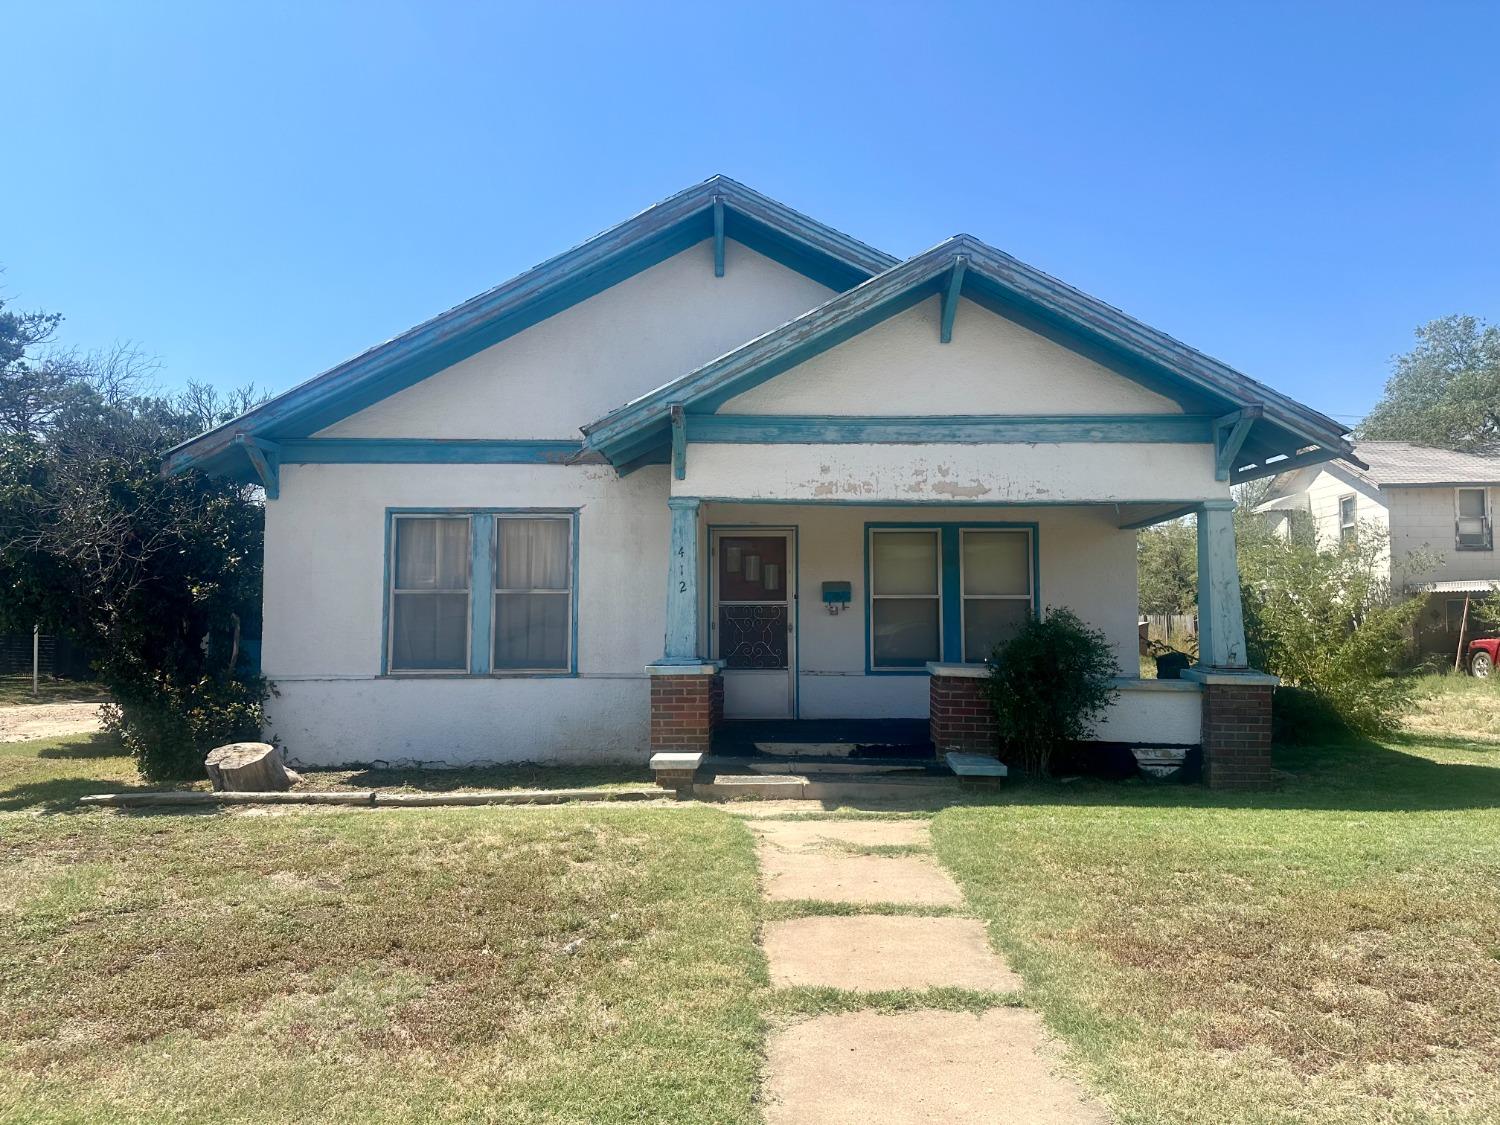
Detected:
left=205, top=742, right=299, bottom=792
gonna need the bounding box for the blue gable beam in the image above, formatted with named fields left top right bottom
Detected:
left=713, top=197, right=725, bottom=278
left=235, top=436, right=280, bottom=499
left=670, top=405, right=687, bottom=480
left=939, top=255, right=966, bottom=344
left=684, top=414, right=1215, bottom=445
left=1213, top=405, right=1262, bottom=481
left=277, top=439, right=583, bottom=464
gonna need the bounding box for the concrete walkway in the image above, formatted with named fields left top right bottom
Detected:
left=748, top=815, right=1110, bottom=1124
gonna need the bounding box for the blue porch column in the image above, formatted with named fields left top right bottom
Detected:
left=663, top=495, right=703, bottom=662
left=1195, top=499, right=1247, bottom=669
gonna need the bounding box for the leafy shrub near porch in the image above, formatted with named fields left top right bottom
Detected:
left=1239, top=524, right=1424, bottom=735
left=985, top=607, right=1119, bottom=776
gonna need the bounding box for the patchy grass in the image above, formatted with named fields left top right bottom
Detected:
left=303, top=760, right=650, bottom=793
left=934, top=690, right=1500, bottom=1125
left=0, top=738, right=763, bottom=1124
left=0, top=675, right=108, bottom=707
left=1404, top=670, right=1500, bottom=747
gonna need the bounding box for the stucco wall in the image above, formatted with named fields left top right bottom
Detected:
left=263, top=461, right=672, bottom=766
left=1095, top=680, right=1202, bottom=745
left=680, top=442, right=1225, bottom=504
left=701, top=502, right=1141, bottom=720
left=719, top=295, right=1184, bottom=416
left=317, top=239, right=834, bottom=440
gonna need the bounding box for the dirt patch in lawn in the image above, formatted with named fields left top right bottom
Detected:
left=0, top=703, right=104, bottom=744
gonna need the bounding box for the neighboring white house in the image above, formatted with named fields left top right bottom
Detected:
left=166, top=176, right=1357, bottom=788
left=1256, top=442, right=1500, bottom=653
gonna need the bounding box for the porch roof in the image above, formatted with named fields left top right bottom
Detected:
left=582, top=235, right=1360, bottom=481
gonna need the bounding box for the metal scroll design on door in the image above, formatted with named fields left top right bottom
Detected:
left=718, top=605, right=788, bottom=669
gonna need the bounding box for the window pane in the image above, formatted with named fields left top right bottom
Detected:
left=871, top=531, right=938, bottom=595
left=964, top=600, right=1031, bottom=662
left=494, top=593, right=569, bottom=669
left=1458, top=489, right=1486, bottom=518
left=392, top=593, right=468, bottom=670
left=1340, top=498, right=1356, bottom=525
left=963, top=531, right=1030, bottom=596
left=497, top=518, right=569, bottom=590
left=395, top=518, right=469, bottom=590
left=872, top=598, right=939, bottom=666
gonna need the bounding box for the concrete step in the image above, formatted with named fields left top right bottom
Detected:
left=694, top=772, right=962, bottom=802
left=705, top=755, right=934, bottom=777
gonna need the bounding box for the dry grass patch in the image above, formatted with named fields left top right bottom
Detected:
left=935, top=707, right=1500, bottom=1125
left=0, top=737, right=763, bottom=1124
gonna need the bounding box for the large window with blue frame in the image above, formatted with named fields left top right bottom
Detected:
left=386, top=509, right=576, bottom=675
left=867, top=523, right=1036, bottom=671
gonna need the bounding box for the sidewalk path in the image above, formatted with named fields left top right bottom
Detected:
left=749, top=815, right=1111, bottom=1124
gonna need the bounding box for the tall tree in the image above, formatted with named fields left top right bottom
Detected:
left=1361, top=315, right=1500, bottom=450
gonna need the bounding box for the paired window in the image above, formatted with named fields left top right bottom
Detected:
left=868, top=525, right=1035, bottom=670
left=1456, top=488, right=1492, bottom=551
left=1338, top=494, right=1357, bottom=548
left=387, top=511, right=575, bottom=675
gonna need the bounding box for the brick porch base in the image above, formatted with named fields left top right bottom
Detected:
left=647, top=663, right=724, bottom=754
left=927, top=664, right=997, bottom=755
left=1192, top=672, right=1275, bottom=790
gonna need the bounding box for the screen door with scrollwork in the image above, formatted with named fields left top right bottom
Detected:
left=711, top=530, right=795, bottom=718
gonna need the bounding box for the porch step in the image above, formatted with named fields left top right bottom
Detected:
left=715, top=719, right=935, bottom=761
left=704, top=754, right=941, bottom=778
left=693, top=771, right=961, bottom=802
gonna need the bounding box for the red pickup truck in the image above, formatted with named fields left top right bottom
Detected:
left=1471, top=637, right=1498, bottom=678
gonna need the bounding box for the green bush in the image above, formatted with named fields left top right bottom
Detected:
left=985, top=607, right=1119, bottom=776
left=1271, top=685, right=1355, bottom=746
left=1240, top=523, right=1424, bottom=735
left=102, top=675, right=270, bottom=784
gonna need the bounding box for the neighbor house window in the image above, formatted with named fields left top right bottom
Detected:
left=960, top=529, right=1034, bottom=661
left=493, top=516, right=573, bottom=670
left=869, top=529, right=941, bottom=668
left=1338, top=495, right=1357, bottom=548
left=1456, top=488, right=1492, bottom=550
left=389, top=515, right=471, bottom=672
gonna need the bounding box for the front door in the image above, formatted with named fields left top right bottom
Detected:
left=711, top=530, right=795, bottom=718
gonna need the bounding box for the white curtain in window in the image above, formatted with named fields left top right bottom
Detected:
left=391, top=517, right=470, bottom=670
left=494, top=518, right=570, bottom=669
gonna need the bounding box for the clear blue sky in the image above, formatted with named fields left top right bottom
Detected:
left=6, top=1, right=1498, bottom=429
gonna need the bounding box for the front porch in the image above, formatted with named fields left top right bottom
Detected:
left=643, top=493, right=1276, bottom=791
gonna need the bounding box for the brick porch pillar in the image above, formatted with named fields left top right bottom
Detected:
left=647, top=663, right=724, bottom=754
left=1184, top=670, right=1278, bottom=790
left=926, top=663, right=997, bottom=755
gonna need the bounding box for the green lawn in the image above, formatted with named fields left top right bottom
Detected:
left=935, top=674, right=1500, bottom=1125
left=3, top=676, right=1498, bottom=1123
left=0, top=736, right=762, bottom=1124
left=0, top=674, right=109, bottom=707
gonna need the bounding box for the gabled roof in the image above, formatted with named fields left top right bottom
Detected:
left=582, top=233, right=1358, bottom=479
left=1351, top=441, right=1500, bottom=487
left=164, top=175, right=899, bottom=478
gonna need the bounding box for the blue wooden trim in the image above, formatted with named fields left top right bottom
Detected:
left=864, top=520, right=1040, bottom=673
left=684, top=413, right=1215, bottom=445
left=382, top=507, right=579, bottom=678
left=664, top=497, right=702, bottom=661
left=469, top=513, right=495, bottom=674
left=1213, top=406, right=1262, bottom=481
left=236, top=436, right=279, bottom=499
left=709, top=524, right=800, bottom=718
left=1229, top=444, right=1342, bottom=484
left=713, top=196, right=725, bottom=278
left=278, top=439, right=581, bottom=464
left=939, top=255, right=966, bottom=344
left=670, top=406, right=687, bottom=481
left=690, top=496, right=1221, bottom=509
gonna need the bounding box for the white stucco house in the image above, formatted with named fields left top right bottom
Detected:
left=1256, top=441, right=1500, bottom=653
left=166, top=176, right=1358, bottom=789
